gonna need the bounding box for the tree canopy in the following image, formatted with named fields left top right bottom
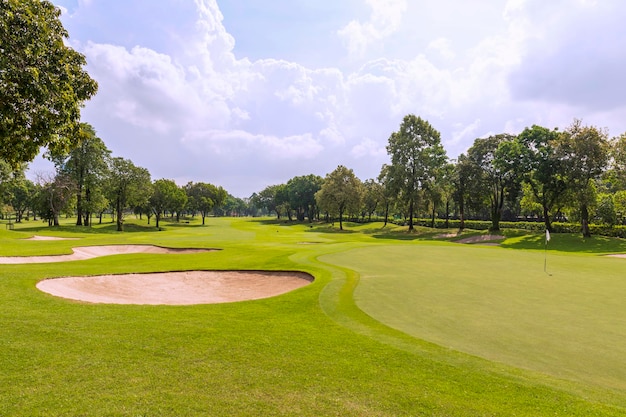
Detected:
left=385, top=114, right=447, bottom=231
left=0, top=0, right=98, bottom=166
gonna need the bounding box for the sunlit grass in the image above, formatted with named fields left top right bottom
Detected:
left=1, top=216, right=625, bottom=415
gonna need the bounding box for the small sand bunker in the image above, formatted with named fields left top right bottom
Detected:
left=0, top=245, right=213, bottom=264
left=454, top=234, right=505, bottom=244
left=606, top=254, right=626, bottom=258
left=24, top=235, right=80, bottom=241
left=36, top=271, right=313, bottom=305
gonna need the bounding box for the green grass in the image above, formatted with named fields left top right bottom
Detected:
left=1, top=217, right=626, bottom=415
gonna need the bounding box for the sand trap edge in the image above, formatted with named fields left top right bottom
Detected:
left=36, top=270, right=314, bottom=305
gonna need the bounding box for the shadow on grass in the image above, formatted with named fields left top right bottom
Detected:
left=11, top=222, right=159, bottom=234
left=501, top=233, right=626, bottom=254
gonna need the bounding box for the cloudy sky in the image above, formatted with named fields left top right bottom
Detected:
left=32, top=0, right=626, bottom=197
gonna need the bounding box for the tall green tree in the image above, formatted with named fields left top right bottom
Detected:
left=7, top=177, right=35, bottom=222
left=252, top=184, right=285, bottom=219
left=185, top=182, right=225, bottom=225
left=466, top=134, right=521, bottom=231
left=377, top=164, right=397, bottom=227
left=105, top=157, right=151, bottom=231
left=385, top=114, right=447, bottom=231
left=0, top=0, right=98, bottom=166
left=287, top=174, right=324, bottom=222
left=556, top=120, right=609, bottom=237
left=516, top=125, right=566, bottom=233
left=362, top=179, right=384, bottom=222
left=51, top=123, right=110, bottom=226
left=150, top=179, right=182, bottom=228
left=33, top=172, right=75, bottom=226
left=315, top=165, right=362, bottom=230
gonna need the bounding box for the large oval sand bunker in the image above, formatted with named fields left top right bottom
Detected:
left=36, top=270, right=314, bottom=305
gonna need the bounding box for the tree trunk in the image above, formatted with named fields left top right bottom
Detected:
left=383, top=202, right=389, bottom=227
left=445, top=201, right=450, bottom=229
left=543, top=204, right=553, bottom=233
left=430, top=205, right=436, bottom=228
left=408, top=200, right=414, bottom=231
left=202, top=214, right=206, bottom=225
left=156, top=214, right=160, bottom=229
left=116, top=198, right=123, bottom=231
left=581, top=203, right=591, bottom=237
left=339, top=207, right=344, bottom=230
left=76, top=192, right=83, bottom=226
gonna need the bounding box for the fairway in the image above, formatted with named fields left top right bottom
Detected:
left=2, top=217, right=626, bottom=416
left=322, top=244, right=626, bottom=391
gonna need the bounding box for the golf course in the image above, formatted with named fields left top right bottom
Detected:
left=2, top=216, right=626, bottom=416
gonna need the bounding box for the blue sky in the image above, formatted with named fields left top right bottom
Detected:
left=31, top=0, right=626, bottom=197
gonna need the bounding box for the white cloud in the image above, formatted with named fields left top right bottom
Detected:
left=37, top=0, right=626, bottom=197
left=338, top=0, right=408, bottom=58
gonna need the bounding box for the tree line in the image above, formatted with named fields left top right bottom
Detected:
left=250, top=115, right=626, bottom=237
left=0, top=123, right=235, bottom=231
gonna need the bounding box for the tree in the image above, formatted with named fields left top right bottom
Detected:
left=385, top=115, right=447, bottom=231
left=51, top=123, right=110, bottom=226
left=556, top=120, right=609, bottom=237
left=0, top=0, right=98, bottom=166
left=377, top=164, right=397, bottom=227
left=466, top=134, right=521, bottom=231
left=34, top=172, right=75, bottom=226
left=287, top=174, right=324, bottom=222
left=150, top=179, right=183, bottom=228
left=362, top=179, right=383, bottom=222
left=185, top=182, right=224, bottom=225
left=105, top=157, right=151, bottom=231
left=252, top=184, right=284, bottom=219
left=7, top=177, right=35, bottom=222
left=516, top=125, right=566, bottom=233
left=315, top=165, right=362, bottom=230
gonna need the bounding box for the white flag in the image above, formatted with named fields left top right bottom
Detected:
left=546, top=229, right=551, bottom=242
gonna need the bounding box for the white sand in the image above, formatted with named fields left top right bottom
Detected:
left=36, top=270, right=313, bottom=305
left=0, top=245, right=213, bottom=264
left=454, top=234, right=505, bottom=244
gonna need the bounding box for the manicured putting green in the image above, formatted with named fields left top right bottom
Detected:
left=322, top=244, right=626, bottom=391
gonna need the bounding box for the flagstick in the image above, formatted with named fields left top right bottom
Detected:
left=543, top=239, right=548, bottom=274
left=544, top=229, right=550, bottom=275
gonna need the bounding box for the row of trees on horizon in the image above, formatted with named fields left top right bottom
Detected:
left=3, top=114, right=626, bottom=238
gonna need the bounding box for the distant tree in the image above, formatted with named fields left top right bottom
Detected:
left=149, top=179, right=181, bottom=228
left=466, top=134, right=521, bottom=231
left=556, top=120, right=609, bottom=237
left=0, top=0, right=98, bottom=166
left=51, top=123, right=110, bottom=226
left=252, top=184, right=283, bottom=219
left=286, top=174, right=324, bottom=222
left=362, top=179, right=383, bottom=222
left=377, top=164, right=397, bottom=227
left=185, top=182, right=223, bottom=225
left=34, top=172, right=75, bottom=226
left=609, top=132, right=626, bottom=189
left=595, top=193, right=617, bottom=226
left=516, top=125, right=566, bottom=233
left=315, top=165, right=362, bottom=230
left=385, top=115, right=447, bottom=231
left=425, top=162, right=455, bottom=228
left=105, top=157, right=151, bottom=231
left=7, top=177, right=35, bottom=222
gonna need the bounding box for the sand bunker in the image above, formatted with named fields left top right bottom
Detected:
left=36, top=270, right=313, bottom=305
left=25, top=235, right=80, bottom=241
left=0, top=245, right=213, bottom=264
left=454, top=234, right=505, bottom=244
